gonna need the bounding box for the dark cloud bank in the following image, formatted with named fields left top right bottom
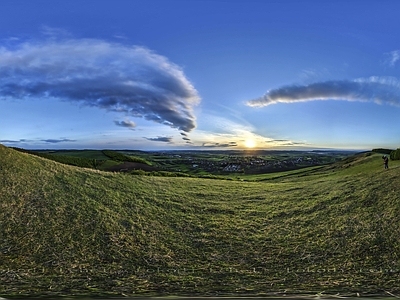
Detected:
left=145, top=136, right=173, bottom=143
left=0, top=39, right=200, bottom=133
left=247, top=77, right=400, bottom=107
left=202, top=142, right=238, bottom=148
left=41, top=138, right=76, bottom=143
left=114, top=120, right=136, bottom=129
left=0, top=138, right=75, bottom=144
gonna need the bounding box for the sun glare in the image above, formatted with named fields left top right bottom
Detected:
left=245, top=139, right=256, bottom=148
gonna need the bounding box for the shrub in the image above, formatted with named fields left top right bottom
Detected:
left=372, top=148, right=393, bottom=155
left=390, top=148, right=400, bottom=160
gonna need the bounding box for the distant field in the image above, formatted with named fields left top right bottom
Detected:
left=27, top=148, right=356, bottom=177
left=1, top=145, right=400, bottom=298
left=45, top=150, right=110, bottom=160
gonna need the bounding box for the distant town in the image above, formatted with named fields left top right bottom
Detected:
left=16, top=148, right=359, bottom=176
left=145, top=150, right=358, bottom=175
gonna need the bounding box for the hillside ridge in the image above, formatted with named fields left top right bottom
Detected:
left=1, top=145, right=400, bottom=297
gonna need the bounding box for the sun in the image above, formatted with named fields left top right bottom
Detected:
left=244, top=139, right=256, bottom=148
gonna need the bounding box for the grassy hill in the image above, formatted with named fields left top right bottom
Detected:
left=1, top=144, right=400, bottom=298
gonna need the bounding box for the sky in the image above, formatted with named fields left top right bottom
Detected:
left=1, top=0, right=400, bottom=151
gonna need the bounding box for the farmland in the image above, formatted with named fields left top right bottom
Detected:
left=21, top=148, right=356, bottom=176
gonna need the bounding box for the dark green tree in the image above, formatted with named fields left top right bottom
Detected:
left=390, top=148, right=400, bottom=160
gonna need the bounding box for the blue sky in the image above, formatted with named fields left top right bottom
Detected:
left=1, top=0, right=400, bottom=150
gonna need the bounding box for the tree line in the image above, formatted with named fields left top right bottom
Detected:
left=372, top=148, right=400, bottom=160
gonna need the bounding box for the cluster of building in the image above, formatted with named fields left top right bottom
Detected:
left=156, top=150, right=352, bottom=175
left=182, top=155, right=322, bottom=174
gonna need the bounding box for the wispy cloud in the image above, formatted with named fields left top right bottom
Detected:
left=0, top=138, right=75, bottom=144
left=41, top=138, right=76, bottom=143
left=114, top=119, right=136, bottom=129
left=264, top=139, right=306, bottom=147
left=179, top=131, right=192, bottom=142
left=246, top=77, right=400, bottom=107
left=202, top=142, right=237, bottom=148
left=298, top=68, right=331, bottom=83
left=145, top=136, right=173, bottom=143
left=0, top=139, right=30, bottom=144
left=384, top=50, right=400, bottom=67
left=0, top=38, right=200, bottom=132
left=40, top=25, right=71, bottom=38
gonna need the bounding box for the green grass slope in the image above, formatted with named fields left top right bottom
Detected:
left=1, top=145, right=400, bottom=297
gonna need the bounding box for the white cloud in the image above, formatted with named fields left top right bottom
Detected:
left=246, top=76, right=400, bottom=107
left=385, top=50, right=400, bottom=67
left=0, top=39, right=200, bottom=132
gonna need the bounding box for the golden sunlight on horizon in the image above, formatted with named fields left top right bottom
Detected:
left=244, top=139, right=257, bottom=148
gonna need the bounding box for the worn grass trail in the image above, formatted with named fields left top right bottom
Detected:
left=1, top=145, right=400, bottom=297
